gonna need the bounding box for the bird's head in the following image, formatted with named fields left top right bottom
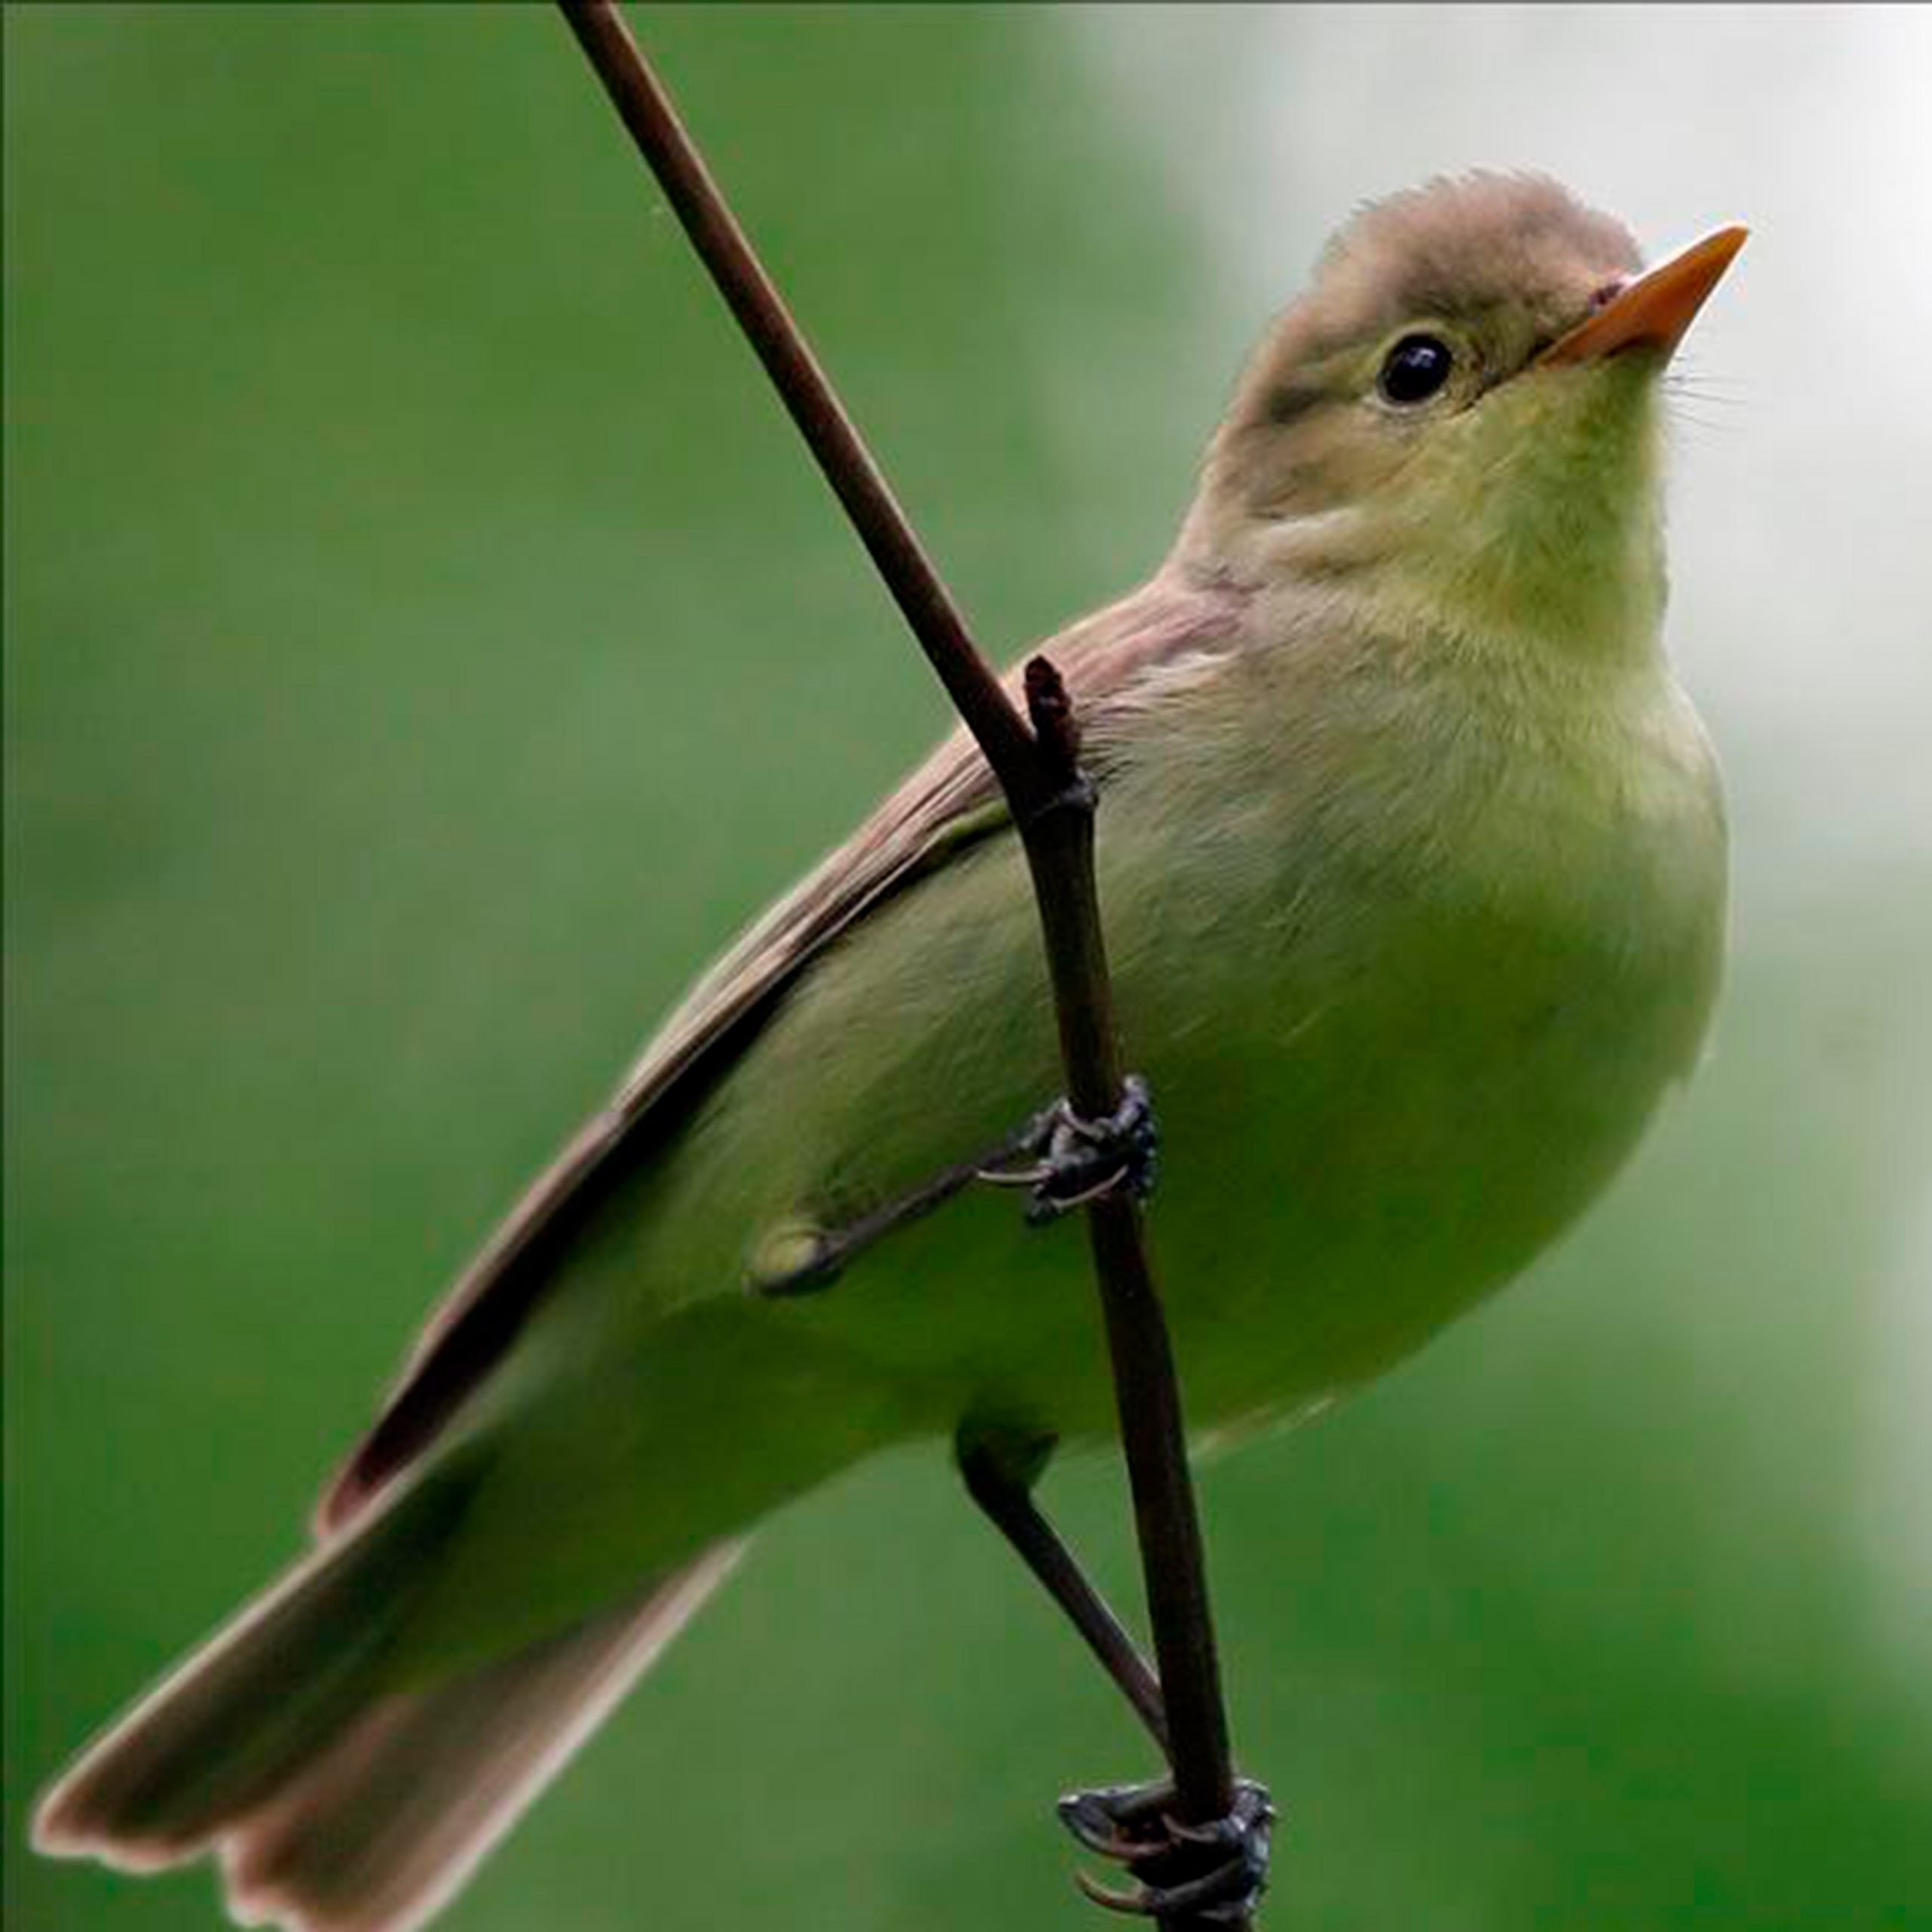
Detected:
left=1181, top=173, right=1746, bottom=657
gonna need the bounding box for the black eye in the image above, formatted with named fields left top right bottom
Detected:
left=1378, top=334, right=1454, bottom=405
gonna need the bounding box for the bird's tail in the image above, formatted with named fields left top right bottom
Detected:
left=32, top=1466, right=742, bottom=1932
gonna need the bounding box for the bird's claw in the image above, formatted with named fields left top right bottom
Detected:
left=1058, top=1776, right=1273, bottom=1923
left=978, top=1074, right=1159, bottom=1223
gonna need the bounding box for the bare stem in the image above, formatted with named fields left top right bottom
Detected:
left=555, top=5, right=1246, bottom=1922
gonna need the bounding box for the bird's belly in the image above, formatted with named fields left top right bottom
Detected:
left=1127, top=909, right=1686, bottom=1426
left=713, top=850, right=1710, bottom=1443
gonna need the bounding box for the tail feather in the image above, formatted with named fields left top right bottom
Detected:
left=222, top=1546, right=743, bottom=1932
left=34, top=1470, right=743, bottom=1932
left=33, top=1477, right=471, bottom=1867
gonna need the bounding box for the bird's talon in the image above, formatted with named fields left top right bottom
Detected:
left=1060, top=1774, right=1273, bottom=1921
left=981, top=1075, right=1160, bottom=1223
left=1059, top=1794, right=1165, bottom=1862
left=1074, top=1868, right=1160, bottom=1917
left=1065, top=1820, right=1150, bottom=1862
left=1058, top=1780, right=1176, bottom=1843
left=974, top=1158, right=1052, bottom=1190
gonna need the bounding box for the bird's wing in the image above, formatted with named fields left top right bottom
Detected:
left=319, top=572, right=1247, bottom=1533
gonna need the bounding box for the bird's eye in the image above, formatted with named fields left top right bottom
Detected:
left=1377, top=334, right=1454, bottom=405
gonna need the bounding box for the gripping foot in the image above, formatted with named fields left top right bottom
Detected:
left=1059, top=1776, right=1272, bottom=1924
left=979, top=1074, right=1159, bottom=1224
left=746, top=1076, right=1159, bottom=1299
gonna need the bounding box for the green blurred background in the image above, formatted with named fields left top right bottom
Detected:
left=8, top=5, right=1930, bottom=1928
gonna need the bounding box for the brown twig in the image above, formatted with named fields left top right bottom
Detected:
left=555, top=5, right=1246, bottom=1924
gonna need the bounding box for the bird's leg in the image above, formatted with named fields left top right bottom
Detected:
left=956, top=1424, right=1274, bottom=1924
left=955, top=1424, right=1168, bottom=1751
left=746, top=1149, right=994, bottom=1297
left=747, top=1075, right=1161, bottom=1297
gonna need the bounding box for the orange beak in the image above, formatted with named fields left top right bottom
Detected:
left=1539, top=224, right=1748, bottom=368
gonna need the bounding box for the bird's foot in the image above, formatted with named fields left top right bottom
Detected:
left=978, top=1074, right=1159, bottom=1223
left=745, top=1075, right=1157, bottom=1299
left=1059, top=1776, right=1272, bottom=1923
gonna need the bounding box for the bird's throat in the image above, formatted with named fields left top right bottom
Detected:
left=1377, top=362, right=1669, bottom=663
left=1198, top=360, right=1672, bottom=669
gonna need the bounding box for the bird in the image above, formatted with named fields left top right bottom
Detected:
left=34, top=171, right=1742, bottom=1932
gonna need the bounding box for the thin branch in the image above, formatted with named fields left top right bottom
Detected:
left=555, top=4, right=1246, bottom=1923
left=1020, top=655, right=1236, bottom=1841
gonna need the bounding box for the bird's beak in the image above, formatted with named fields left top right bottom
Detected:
left=1540, top=225, right=1748, bottom=368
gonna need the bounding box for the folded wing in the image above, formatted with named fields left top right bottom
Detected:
left=320, top=572, right=1247, bottom=1531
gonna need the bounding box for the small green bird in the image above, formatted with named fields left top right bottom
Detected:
left=35, top=173, right=1742, bottom=1932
